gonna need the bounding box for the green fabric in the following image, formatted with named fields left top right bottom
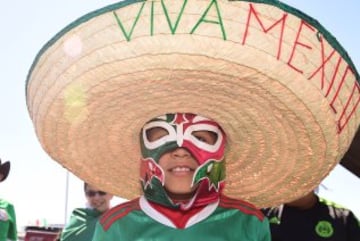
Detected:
left=92, top=203, right=270, bottom=241
left=60, top=208, right=103, bottom=241
left=0, top=199, right=17, bottom=241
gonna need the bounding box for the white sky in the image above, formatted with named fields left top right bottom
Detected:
left=0, top=0, right=359, bottom=230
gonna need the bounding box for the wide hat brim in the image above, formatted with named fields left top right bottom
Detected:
left=26, top=0, right=360, bottom=207
left=0, top=160, right=10, bottom=182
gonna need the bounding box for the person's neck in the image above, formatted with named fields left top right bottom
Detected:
left=166, top=191, right=195, bottom=204
left=170, top=196, right=192, bottom=205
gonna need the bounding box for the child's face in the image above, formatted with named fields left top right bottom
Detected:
left=140, top=113, right=227, bottom=205
left=148, top=127, right=218, bottom=200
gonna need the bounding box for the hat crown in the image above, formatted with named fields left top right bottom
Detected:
left=25, top=0, right=359, bottom=207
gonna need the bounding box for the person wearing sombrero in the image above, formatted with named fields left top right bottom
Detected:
left=26, top=0, right=360, bottom=240
left=0, top=159, right=17, bottom=241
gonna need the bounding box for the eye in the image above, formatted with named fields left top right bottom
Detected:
left=146, top=127, right=169, bottom=142
left=192, top=130, right=218, bottom=145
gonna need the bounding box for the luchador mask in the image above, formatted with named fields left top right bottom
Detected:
left=140, top=113, right=226, bottom=209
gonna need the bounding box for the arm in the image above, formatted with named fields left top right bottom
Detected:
left=60, top=208, right=99, bottom=241
left=259, top=216, right=271, bottom=241
left=0, top=202, right=17, bottom=241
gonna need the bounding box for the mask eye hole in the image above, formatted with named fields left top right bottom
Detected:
left=192, top=130, right=218, bottom=145
left=146, top=127, right=169, bottom=142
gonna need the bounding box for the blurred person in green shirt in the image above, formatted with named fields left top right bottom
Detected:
left=0, top=159, right=17, bottom=241
left=60, top=182, right=113, bottom=241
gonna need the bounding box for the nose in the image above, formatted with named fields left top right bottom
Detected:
left=171, top=147, right=191, bottom=158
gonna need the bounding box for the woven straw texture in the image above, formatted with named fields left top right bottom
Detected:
left=26, top=0, right=360, bottom=207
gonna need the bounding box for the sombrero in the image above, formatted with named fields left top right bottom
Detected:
left=25, top=0, right=360, bottom=208
left=0, top=159, right=10, bottom=182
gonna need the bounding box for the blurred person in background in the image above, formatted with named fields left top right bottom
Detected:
left=0, top=159, right=17, bottom=241
left=60, top=182, right=113, bottom=241
left=262, top=189, right=360, bottom=241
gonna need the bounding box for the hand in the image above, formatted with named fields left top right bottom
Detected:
left=0, top=209, right=8, bottom=221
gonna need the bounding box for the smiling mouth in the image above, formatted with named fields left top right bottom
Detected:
left=169, top=166, right=195, bottom=173
left=93, top=202, right=103, bottom=207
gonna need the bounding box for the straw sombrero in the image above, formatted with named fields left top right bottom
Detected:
left=26, top=0, right=360, bottom=208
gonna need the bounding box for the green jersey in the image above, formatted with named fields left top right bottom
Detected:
left=60, top=208, right=103, bottom=241
left=92, top=195, right=270, bottom=241
left=0, top=199, right=17, bottom=241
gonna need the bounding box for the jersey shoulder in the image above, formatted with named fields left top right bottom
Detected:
left=219, top=195, right=265, bottom=221
left=99, top=198, right=141, bottom=231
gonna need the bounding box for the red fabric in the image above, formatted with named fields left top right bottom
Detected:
left=149, top=201, right=205, bottom=229
left=25, top=230, right=60, bottom=241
